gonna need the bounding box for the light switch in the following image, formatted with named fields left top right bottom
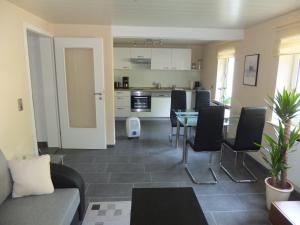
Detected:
left=17, top=98, right=23, bottom=111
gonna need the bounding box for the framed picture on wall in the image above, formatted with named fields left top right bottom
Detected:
left=243, top=54, right=260, bottom=86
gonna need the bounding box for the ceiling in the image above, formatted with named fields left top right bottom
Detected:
left=9, top=0, right=300, bottom=29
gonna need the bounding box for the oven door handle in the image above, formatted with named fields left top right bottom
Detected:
left=132, top=96, right=150, bottom=98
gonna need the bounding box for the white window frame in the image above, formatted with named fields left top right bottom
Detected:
left=273, top=53, right=300, bottom=126
left=215, top=56, right=235, bottom=106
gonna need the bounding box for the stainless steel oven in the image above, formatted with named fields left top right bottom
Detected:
left=131, top=90, right=151, bottom=112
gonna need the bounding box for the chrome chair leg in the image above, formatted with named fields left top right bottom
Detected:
left=220, top=143, right=258, bottom=183
left=185, top=150, right=218, bottom=184
left=169, top=127, right=173, bottom=142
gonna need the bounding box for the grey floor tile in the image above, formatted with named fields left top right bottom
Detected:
left=222, top=180, right=265, bottom=194
left=151, top=171, right=190, bottom=182
left=212, top=210, right=271, bottom=225
left=107, top=163, right=145, bottom=173
left=133, top=182, right=180, bottom=188
left=63, top=154, right=95, bottom=163
left=64, top=162, right=107, bottom=173
left=237, top=193, right=267, bottom=210
left=82, top=173, right=110, bottom=184
left=181, top=181, right=226, bottom=195
left=110, top=173, right=151, bottom=183
left=94, top=155, right=130, bottom=163
left=204, top=212, right=217, bottom=225
left=86, top=183, right=133, bottom=197
left=145, top=162, right=184, bottom=172
left=197, top=194, right=246, bottom=212
left=48, top=120, right=272, bottom=224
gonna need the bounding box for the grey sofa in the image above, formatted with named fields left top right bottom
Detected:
left=0, top=150, right=85, bottom=225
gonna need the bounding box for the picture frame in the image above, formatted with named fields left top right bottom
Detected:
left=243, top=54, right=260, bottom=86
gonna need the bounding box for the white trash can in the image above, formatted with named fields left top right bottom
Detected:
left=126, top=117, right=141, bottom=138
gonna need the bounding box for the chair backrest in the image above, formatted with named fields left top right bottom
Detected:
left=195, top=90, right=211, bottom=109
left=193, top=106, right=225, bottom=151
left=0, top=150, right=12, bottom=205
left=234, top=107, right=267, bottom=150
left=170, top=90, right=186, bottom=118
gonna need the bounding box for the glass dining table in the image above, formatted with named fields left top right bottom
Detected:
left=174, top=109, right=239, bottom=164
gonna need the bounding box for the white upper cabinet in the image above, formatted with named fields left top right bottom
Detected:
left=114, top=48, right=131, bottom=69
left=151, top=48, right=191, bottom=70
left=131, top=48, right=151, bottom=59
left=151, top=48, right=172, bottom=70
left=171, top=49, right=192, bottom=70
left=114, top=47, right=192, bottom=71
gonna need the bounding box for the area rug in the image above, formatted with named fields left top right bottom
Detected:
left=82, top=201, right=131, bottom=225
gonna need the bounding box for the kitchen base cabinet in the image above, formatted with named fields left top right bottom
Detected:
left=115, top=90, right=130, bottom=118
left=115, top=90, right=195, bottom=119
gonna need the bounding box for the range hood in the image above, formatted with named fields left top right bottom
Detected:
left=130, top=58, right=151, bottom=64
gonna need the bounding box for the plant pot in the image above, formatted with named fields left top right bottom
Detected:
left=265, top=177, right=294, bottom=210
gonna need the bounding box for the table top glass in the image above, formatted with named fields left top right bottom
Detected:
left=174, top=109, right=239, bottom=127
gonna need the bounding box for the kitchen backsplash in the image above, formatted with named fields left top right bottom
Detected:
left=114, top=69, right=200, bottom=88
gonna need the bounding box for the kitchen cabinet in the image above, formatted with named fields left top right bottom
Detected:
left=115, top=90, right=130, bottom=118
left=131, top=48, right=151, bottom=59
left=114, top=48, right=131, bottom=69
left=151, top=48, right=172, bottom=70
left=114, top=47, right=192, bottom=71
left=151, top=48, right=191, bottom=71
left=171, top=49, right=192, bottom=70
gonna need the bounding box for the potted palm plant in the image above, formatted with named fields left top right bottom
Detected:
left=261, top=88, right=300, bottom=210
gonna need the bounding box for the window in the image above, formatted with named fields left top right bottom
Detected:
left=274, top=35, right=300, bottom=126
left=215, top=49, right=235, bottom=106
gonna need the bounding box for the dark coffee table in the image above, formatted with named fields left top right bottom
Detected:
left=130, top=187, right=208, bottom=225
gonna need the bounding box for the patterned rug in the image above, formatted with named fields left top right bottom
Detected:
left=82, top=201, right=131, bottom=225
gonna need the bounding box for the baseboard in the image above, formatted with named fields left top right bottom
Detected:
left=107, top=145, right=115, bottom=148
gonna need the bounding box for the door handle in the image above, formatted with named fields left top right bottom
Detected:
left=94, top=93, right=102, bottom=96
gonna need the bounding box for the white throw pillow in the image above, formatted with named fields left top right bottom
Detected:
left=8, top=155, right=54, bottom=198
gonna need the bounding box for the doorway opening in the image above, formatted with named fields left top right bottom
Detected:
left=26, top=30, right=61, bottom=154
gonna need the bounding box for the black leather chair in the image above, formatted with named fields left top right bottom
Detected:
left=169, top=90, right=186, bottom=142
left=195, top=90, right=211, bottom=109
left=185, top=106, right=225, bottom=184
left=220, top=107, right=267, bottom=183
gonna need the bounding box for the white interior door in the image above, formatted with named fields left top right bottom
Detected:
left=54, top=38, right=106, bottom=149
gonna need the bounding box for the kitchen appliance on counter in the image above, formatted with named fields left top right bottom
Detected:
left=194, top=81, right=201, bottom=89
left=131, top=90, right=151, bottom=112
left=123, top=77, right=129, bottom=89
left=114, top=81, right=121, bottom=89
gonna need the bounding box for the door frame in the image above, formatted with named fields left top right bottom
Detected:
left=23, top=23, right=61, bottom=155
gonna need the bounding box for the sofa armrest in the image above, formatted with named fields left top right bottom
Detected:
left=50, top=163, right=85, bottom=220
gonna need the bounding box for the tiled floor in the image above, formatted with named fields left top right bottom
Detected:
left=51, top=120, right=273, bottom=225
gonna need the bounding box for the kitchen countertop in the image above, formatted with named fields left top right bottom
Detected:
left=115, top=87, right=196, bottom=92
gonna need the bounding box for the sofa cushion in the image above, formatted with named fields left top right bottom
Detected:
left=0, top=188, right=80, bottom=225
left=0, top=150, right=12, bottom=205
left=8, top=154, right=54, bottom=198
